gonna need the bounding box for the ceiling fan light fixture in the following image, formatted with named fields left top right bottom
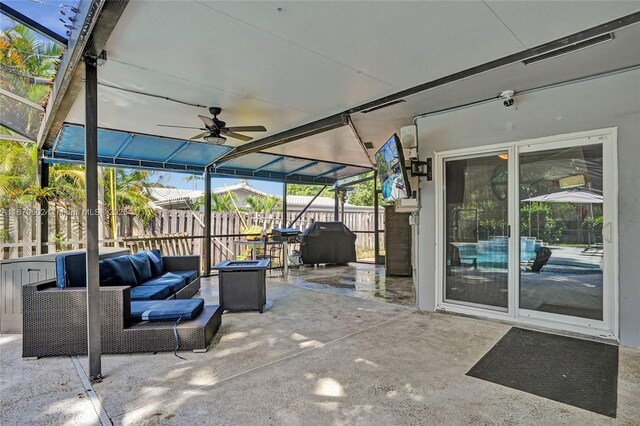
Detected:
left=158, top=107, right=266, bottom=143
left=204, top=135, right=227, bottom=145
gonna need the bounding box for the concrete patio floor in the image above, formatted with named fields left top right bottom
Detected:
left=1, top=264, right=639, bottom=425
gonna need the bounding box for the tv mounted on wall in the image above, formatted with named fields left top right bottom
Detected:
left=375, top=134, right=412, bottom=202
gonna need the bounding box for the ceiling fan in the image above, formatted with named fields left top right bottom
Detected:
left=157, top=107, right=267, bottom=145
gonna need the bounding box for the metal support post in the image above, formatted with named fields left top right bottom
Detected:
left=374, top=171, right=382, bottom=265
left=283, top=240, right=289, bottom=275
left=334, top=190, right=339, bottom=221
left=37, top=158, right=49, bottom=254
left=282, top=181, right=288, bottom=227
left=84, top=55, right=101, bottom=381
left=203, top=171, right=212, bottom=276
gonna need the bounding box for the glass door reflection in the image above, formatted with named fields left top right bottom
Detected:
left=519, top=144, right=604, bottom=320
left=444, top=154, right=509, bottom=310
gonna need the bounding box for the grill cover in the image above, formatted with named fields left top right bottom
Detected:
left=300, top=222, right=356, bottom=265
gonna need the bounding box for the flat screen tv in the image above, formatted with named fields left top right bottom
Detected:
left=375, top=134, right=412, bottom=202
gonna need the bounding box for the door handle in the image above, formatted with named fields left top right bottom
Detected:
left=602, top=222, right=613, bottom=244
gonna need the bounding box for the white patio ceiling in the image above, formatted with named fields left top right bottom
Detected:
left=61, top=1, right=640, bottom=166
left=352, top=20, right=640, bottom=151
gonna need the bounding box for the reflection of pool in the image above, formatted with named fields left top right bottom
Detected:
left=381, top=177, right=394, bottom=199
left=453, top=241, right=601, bottom=271
left=381, top=173, right=407, bottom=200
left=456, top=243, right=508, bottom=269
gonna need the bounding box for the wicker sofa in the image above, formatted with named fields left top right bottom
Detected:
left=22, top=252, right=222, bottom=358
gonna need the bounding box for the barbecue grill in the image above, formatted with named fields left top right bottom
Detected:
left=300, top=222, right=356, bottom=265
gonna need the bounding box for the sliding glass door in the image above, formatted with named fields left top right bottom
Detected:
left=444, top=152, right=510, bottom=310
left=517, top=140, right=612, bottom=328
left=438, top=129, right=617, bottom=336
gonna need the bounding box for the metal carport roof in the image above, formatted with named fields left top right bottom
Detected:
left=42, top=124, right=371, bottom=184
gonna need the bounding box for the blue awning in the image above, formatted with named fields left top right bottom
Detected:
left=42, top=124, right=371, bottom=185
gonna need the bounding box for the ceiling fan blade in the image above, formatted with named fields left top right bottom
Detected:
left=157, top=124, right=206, bottom=130
left=224, top=125, right=267, bottom=132
left=223, top=131, right=253, bottom=142
left=190, top=131, right=211, bottom=140
left=198, top=115, right=216, bottom=128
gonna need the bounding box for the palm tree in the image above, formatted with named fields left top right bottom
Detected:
left=194, top=192, right=237, bottom=212
left=0, top=24, right=61, bottom=79
left=0, top=140, right=38, bottom=205
left=1, top=24, right=63, bottom=138
left=50, top=165, right=86, bottom=207
left=1, top=24, right=63, bottom=205
left=244, top=195, right=280, bottom=213
left=104, top=169, right=156, bottom=225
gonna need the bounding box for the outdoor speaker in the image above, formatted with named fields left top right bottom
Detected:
left=400, top=125, right=417, bottom=149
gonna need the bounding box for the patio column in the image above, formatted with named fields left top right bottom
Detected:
left=374, top=171, right=382, bottom=265
left=334, top=190, right=339, bottom=221
left=84, top=55, right=102, bottom=380
left=282, top=182, right=287, bottom=227
left=203, top=171, right=212, bottom=276
left=37, top=158, right=49, bottom=254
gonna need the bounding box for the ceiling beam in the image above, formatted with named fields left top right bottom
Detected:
left=0, top=2, right=68, bottom=46
left=335, top=174, right=375, bottom=190
left=215, top=113, right=348, bottom=162
left=37, top=0, right=130, bottom=149
left=163, top=140, right=190, bottom=163
left=315, top=165, right=346, bottom=179
left=113, top=134, right=135, bottom=159
left=347, top=116, right=375, bottom=167
left=253, top=156, right=286, bottom=172
left=286, top=162, right=318, bottom=176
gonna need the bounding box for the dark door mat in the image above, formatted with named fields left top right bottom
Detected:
left=467, top=327, right=618, bottom=417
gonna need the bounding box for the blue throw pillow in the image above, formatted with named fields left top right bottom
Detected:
left=99, top=255, right=138, bottom=287
left=147, top=249, right=163, bottom=276
left=129, top=251, right=152, bottom=283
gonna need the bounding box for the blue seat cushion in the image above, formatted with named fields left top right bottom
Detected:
left=56, top=253, right=87, bottom=288
left=172, top=270, right=198, bottom=283
left=130, top=298, right=205, bottom=322
left=129, top=251, right=152, bottom=283
left=129, top=285, right=172, bottom=301
left=146, top=249, right=164, bottom=277
left=140, top=273, right=187, bottom=293
left=99, top=255, right=138, bottom=287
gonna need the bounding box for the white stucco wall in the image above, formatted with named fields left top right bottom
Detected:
left=416, top=69, right=640, bottom=347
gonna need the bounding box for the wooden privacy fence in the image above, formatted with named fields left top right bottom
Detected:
left=1, top=206, right=384, bottom=261
left=118, top=233, right=192, bottom=256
